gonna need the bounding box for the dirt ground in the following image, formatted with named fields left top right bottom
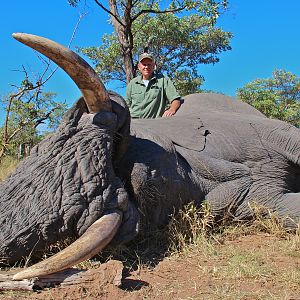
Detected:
left=1, top=232, right=300, bottom=300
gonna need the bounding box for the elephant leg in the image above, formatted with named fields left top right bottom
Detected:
left=204, top=178, right=300, bottom=227
left=204, top=177, right=252, bottom=222
left=276, top=193, right=300, bottom=227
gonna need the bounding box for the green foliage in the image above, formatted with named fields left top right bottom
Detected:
left=79, top=34, right=125, bottom=84
left=74, top=0, right=232, bottom=95
left=173, top=69, right=204, bottom=96
left=237, top=70, right=300, bottom=127
left=132, top=11, right=231, bottom=94
left=0, top=77, right=67, bottom=158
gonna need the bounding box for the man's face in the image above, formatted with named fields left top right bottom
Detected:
left=138, top=58, right=155, bottom=80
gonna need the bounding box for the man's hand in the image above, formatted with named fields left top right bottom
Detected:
left=163, top=109, right=176, bottom=117
left=162, top=99, right=181, bottom=117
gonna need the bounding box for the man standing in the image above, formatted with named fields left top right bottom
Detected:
left=125, top=53, right=181, bottom=119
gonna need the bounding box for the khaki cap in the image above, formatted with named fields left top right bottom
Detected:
left=139, top=53, right=155, bottom=62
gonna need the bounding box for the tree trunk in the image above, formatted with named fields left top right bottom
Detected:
left=107, top=0, right=135, bottom=83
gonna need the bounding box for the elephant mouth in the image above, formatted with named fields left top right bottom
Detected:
left=11, top=33, right=125, bottom=280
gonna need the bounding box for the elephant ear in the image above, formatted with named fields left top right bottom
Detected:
left=132, top=115, right=208, bottom=151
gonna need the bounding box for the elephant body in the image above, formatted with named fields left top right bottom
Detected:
left=120, top=93, right=300, bottom=234
left=1, top=34, right=299, bottom=280
left=1, top=91, right=300, bottom=268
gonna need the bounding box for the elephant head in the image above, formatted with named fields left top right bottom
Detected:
left=0, top=34, right=138, bottom=280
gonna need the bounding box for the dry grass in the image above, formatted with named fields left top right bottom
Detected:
left=1, top=162, right=300, bottom=299
left=1, top=202, right=300, bottom=299
left=158, top=202, right=300, bottom=300
left=0, top=156, right=18, bottom=182
left=248, top=201, right=298, bottom=235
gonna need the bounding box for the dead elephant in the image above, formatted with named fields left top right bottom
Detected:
left=0, top=33, right=299, bottom=281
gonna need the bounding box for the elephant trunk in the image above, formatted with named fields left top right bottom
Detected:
left=12, top=32, right=111, bottom=113
left=13, top=210, right=122, bottom=280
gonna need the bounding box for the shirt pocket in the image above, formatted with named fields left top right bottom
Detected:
left=131, top=90, right=144, bottom=105
left=150, top=86, right=161, bottom=99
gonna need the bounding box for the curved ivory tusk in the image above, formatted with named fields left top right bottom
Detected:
left=13, top=211, right=122, bottom=280
left=12, top=32, right=111, bottom=113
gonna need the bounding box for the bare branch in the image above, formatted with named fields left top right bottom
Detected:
left=7, top=125, right=28, bottom=142
left=94, top=0, right=125, bottom=27
left=30, top=12, right=86, bottom=90
left=6, top=105, right=60, bottom=143
left=34, top=107, right=59, bottom=128
left=132, top=6, right=186, bottom=22
left=120, top=1, right=127, bottom=10
left=1, top=13, right=85, bottom=158
left=68, top=12, right=88, bottom=48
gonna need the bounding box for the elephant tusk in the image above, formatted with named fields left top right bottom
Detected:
left=12, top=32, right=111, bottom=113
left=12, top=211, right=122, bottom=280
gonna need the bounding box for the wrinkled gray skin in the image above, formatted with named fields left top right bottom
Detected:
left=1, top=91, right=300, bottom=266
left=1, top=41, right=300, bottom=271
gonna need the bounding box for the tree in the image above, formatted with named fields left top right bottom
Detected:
left=0, top=14, right=87, bottom=160
left=69, top=0, right=232, bottom=95
left=0, top=70, right=67, bottom=159
left=237, top=69, right=300, bottom=127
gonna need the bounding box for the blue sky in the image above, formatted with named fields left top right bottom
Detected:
left=1, top=1, right=299, bottom=123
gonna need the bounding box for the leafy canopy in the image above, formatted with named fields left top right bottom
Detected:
left=237, top=69, right=300, bottom=127
left=70, top=0, right=232, bottom=95
left=0, top=75, right=67, bottom=158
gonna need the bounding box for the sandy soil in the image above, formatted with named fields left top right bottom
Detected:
left=1, top=232, right=299, bottom=300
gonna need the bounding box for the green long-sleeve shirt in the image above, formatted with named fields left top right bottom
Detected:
left=125, top=72, right=180, bottom=118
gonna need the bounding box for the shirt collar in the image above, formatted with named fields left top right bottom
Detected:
left=138, top=72, right=157, bottom=83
